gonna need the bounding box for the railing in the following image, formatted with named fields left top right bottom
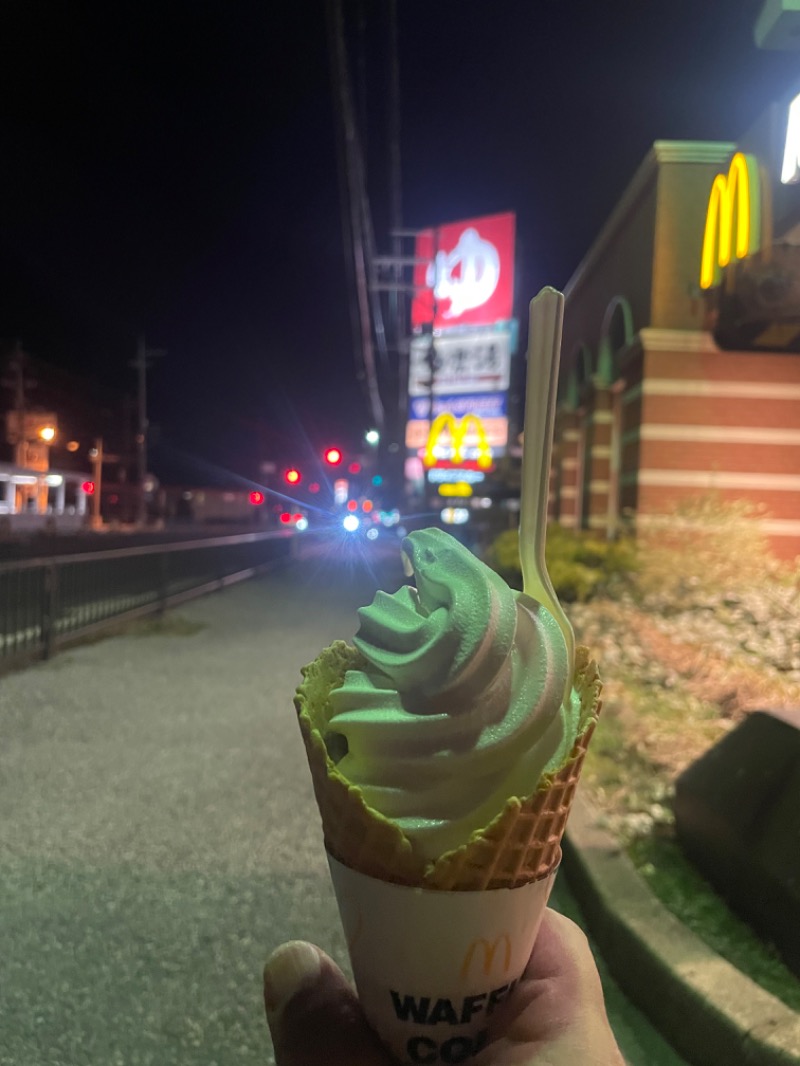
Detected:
left=0, top=530, right=292, bottom=673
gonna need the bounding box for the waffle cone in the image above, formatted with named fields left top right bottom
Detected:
left=295, top=641, right=601, bottom=891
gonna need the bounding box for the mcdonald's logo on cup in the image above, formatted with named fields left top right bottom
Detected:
left=459, top=933, right=512, bottom=980
left=699, top=152, right=762, bottom=290
left=423, top=412, right=493, bottom=470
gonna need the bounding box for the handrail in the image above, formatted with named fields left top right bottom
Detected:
left=0, top=529, right=290, bottom=573
left=0, top=529, right=293, bottom=673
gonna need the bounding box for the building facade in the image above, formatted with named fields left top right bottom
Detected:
left=553, top=88, right=800, bottom=562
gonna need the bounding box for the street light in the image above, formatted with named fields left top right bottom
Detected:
left=365, top=429, right=380, bottom=446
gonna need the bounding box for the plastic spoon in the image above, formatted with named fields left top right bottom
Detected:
left=519, top=287, right=575, bottom=703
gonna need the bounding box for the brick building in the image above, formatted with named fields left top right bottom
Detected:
left=553, top=85, right=800, bottom=562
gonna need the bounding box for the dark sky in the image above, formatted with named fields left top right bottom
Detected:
left=2, top=0, right=797, bottom=480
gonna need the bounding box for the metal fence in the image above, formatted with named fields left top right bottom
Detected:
left=0, top=530, right=292, bottom=673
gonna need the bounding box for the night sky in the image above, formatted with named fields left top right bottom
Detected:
left=2, top=0, right=797, bottom=481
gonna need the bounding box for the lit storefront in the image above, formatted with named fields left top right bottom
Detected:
left=554, top=84, right=800, bottom=561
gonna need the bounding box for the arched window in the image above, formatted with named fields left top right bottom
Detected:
left=572, top=343, right=594, bottom=398
left=597, top=297, right=633, bottom=386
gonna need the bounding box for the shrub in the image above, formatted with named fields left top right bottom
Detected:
left=634, top=493, right=779, bottom=607
left=483, top=525, right=636, bottom=602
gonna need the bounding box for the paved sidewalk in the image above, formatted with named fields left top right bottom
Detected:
left=0, top=554, right=682, bottom=1065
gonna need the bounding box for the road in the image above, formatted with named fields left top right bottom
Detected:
left=0, top=537, right=685, bottom=1065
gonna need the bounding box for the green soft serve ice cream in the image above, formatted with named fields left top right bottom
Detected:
left=326, top=527, right=580, bottom=860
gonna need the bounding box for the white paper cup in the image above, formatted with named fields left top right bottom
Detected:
left=328, top=854, right=556, bottom=1065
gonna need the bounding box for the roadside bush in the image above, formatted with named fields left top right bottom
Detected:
left=483, top=525, right=636, bottom=602
left=634, top=494, right=782, bottom=609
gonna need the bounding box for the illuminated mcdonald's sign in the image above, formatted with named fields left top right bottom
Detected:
left=459, top=933, right=512, bottom=980
left=782, top=92, right=800, bottom=185
left=423, top=413, right=493, bottom=469
left=699, top=152, right=762, bottom=290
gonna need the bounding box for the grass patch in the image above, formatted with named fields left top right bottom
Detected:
left=629, top=831, right=800, bottom=1012
left=583, top=710, right=658, bottom=795
left=480, top=501, right=800, bottom=1009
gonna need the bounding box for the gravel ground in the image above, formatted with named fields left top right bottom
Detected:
left=0, top=543, right=683, bottom=1065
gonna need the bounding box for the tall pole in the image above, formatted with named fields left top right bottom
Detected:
left=387, top=0, right=407, bottom=509
left=10, top=342, right=29, bottom=468
left=135, top=336, right=148, bottom=526
left=91, top=437, right=103, bottom=530
left=327, top=0, right=385, bottom=432
left=129, top=337, right=164, bottom=527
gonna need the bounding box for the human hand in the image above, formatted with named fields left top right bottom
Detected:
left=263, top=908, right=625, bottom=1065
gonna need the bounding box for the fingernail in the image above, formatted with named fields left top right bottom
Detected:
left=264, top=941, right=322, bottom=1015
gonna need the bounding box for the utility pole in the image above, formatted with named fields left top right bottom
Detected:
left=129, top=337, right=164, bottom=527
left=1, top=342, right=36, bottom=467
left=386, top=0, right=407, bottom=510
left=327, top=0, right=385, bottom=433
left=90, top=438, right=103, bottom=530
left=374, top=228, right=439, bottom=506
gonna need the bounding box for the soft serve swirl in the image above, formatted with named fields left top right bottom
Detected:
left=327, top=528, right=577, bottom=860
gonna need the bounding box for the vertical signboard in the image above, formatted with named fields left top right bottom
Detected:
left=405, top=329, right=511, bottom=461
left=411, top=213, right=516, bottom=330
left=407, top=212, right=516, bottom=498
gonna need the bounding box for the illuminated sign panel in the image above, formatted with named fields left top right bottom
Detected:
left=782, top=92, right=800, bottom=185
left=406, top=392, right=508, bottom=460
left=408, top=329, right=511, bottom=396
left=427, top=467, right=485, bottom=484
left=421, top=413, right=495, bottom=470
left=408, top=392, right=507, bottom=422
left=411, top=213, right=515, bottom=329
left=699, top=152, right=761, bottom=290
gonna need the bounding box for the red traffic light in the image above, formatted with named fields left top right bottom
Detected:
left=81, top=481, right=96, bottom=494
left=284, top=468, right=301, bottom=484
left=249, top=491, right=265, bottom=505
left=324, top=447, right=342, bottom=465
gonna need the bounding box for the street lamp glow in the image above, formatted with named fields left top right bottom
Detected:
left=365, top=429, right=380, bottom=445
left=39, top=425, right=56, bottom=442
left=343, top=514, right=360, bottom=532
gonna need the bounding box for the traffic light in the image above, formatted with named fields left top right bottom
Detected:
left=81, top=481, right=96, bottom=494
left=284, top=468, right=301, bottom=485
left=249, top=491, right=265, bottom=505
left=324, top=447, right=342, bottom=465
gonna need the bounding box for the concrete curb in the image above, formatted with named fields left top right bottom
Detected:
left=563, top=794, right=800, bottom=1066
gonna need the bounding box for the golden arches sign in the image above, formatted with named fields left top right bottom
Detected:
left=699, top=152, right=762, bottom=290
left=423, top=412, right=493, bottom=469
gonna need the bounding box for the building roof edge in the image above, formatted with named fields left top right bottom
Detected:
left=563, top=141, right=737, bottom=302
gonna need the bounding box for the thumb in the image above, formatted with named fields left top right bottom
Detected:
left=264, top=941, right=391, bottom=1066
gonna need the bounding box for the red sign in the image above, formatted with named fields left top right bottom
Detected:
left=411, top=212, right=515, bottom=329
